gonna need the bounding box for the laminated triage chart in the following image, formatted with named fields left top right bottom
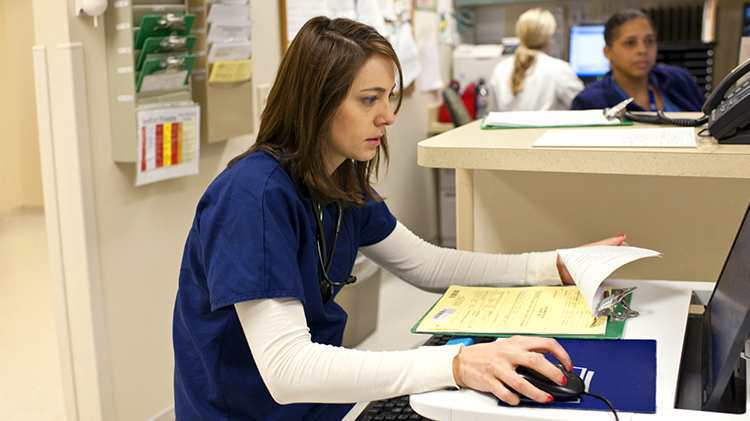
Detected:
left=136, top=103, right=200, bottom=186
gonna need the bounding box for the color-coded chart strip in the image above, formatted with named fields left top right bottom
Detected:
left=136, top=104, right=200, bottom=186
left=141, top=121, right=197, bottom=171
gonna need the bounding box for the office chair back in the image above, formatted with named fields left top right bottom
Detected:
left=442, top=89, right=473, bottom=127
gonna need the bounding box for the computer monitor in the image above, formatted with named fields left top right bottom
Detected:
left=569, top=25, right=609, bottom=80
left=742, top=3, right=750, bottom=37
left=701, top=200, right=750, bottom=412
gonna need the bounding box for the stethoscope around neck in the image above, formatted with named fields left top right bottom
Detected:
left=313, top=200, right=357, bottom=302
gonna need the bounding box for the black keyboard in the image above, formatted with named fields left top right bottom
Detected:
left=354, top=335, right=496, bottom=421
left=355, top=395, right=426, bottom=420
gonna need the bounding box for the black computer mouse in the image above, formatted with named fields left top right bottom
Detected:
left=509, top=364, right=585, bottom=403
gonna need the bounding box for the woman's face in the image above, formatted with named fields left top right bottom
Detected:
left=325, top=54, right=396, bottom=174
left=604, top=18, right=657, bottom=81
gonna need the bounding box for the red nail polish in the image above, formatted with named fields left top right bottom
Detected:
left=568, top=364, right=574, bottom=372
left=546, top=395, right=554, bottom=403
left=618, top=234, right=626, bottom=239
left=561, top=376, right=567, bottom=385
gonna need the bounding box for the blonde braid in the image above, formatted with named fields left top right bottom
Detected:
left=508, top=8, right=556, bottom=97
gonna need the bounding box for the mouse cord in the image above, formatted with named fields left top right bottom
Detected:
left=582, top=391, right=619, bottom=421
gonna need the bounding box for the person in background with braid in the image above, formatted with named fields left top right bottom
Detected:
left=489, top=8, right=584, bottom=111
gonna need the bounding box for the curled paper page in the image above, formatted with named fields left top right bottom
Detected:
left=556, top=245, right=662, bottom=315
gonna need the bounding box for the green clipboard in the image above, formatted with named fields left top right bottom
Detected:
left=136, top=34, right=196, bottom=71
left=136, top=54, right=196, bottom=93
left=410, top=288, right=632, bottom=340
left=134, top=14, right=195, bottom=50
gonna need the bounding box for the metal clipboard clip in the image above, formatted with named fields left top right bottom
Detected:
left=603, top=97, right=634, bottom=120
left=154, top=56, right=187, bottom=74
left=157, top=33, right=188, bottom=52
left=155, top=14, right=186, bottom=31
left=590, top=287, right=639, bottom=327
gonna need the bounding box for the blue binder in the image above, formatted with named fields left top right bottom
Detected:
left=499, top=338, right=656, bottom=413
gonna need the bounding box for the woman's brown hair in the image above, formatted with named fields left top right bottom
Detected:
left=228, top=17, right=403, bottom=207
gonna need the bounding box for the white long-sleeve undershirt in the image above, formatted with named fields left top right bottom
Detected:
left=236, top=297, right=461, bottom=404
left=360, top=222, right=562, bottom=292
left=235, top=221, right=562, bottom=404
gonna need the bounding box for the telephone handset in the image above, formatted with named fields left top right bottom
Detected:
left=703, top=58, right=750, bottom=143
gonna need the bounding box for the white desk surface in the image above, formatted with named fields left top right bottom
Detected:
left=408, top=279, right=750, bottom=421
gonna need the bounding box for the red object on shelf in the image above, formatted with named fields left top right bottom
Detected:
left=438, top=101, right=453, bottom=122
left=462, top=82, right=476, bottom=120
left=439, top=82, right=476, bottom=123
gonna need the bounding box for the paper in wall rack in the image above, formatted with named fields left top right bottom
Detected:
left=137, top=54, right=196, bottom=93
left=209, top=58, right=253, bottom=83
left=191, top=0, right=255, bottom=143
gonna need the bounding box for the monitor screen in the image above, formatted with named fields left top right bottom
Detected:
left=703, top=200, right=750, bottom=411
left=569, top=25, right=609, bottom=78
left=743, top=3, right=750, bottom=37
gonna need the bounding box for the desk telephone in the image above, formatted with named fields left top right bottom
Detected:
left=613, top=59, right=750, bottom=144
left=703, top=58, right=750, bottom=142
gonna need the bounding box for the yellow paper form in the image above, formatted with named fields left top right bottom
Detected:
left=209, top=59, right=254, bottom=82
left=416, top=285, right=606, bottom=335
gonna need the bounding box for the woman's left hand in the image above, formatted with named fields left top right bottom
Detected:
left=557, top=234, right=629, bottom=285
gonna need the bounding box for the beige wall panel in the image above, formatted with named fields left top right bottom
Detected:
left=1, top=0, right=43, bottom=214
left=473, top=169, right=750, bottom=282
left=0, top=0, right=13, bottom=214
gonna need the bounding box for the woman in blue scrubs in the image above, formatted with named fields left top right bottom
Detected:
left=571, top=10, right=705, bottom=111
left=173, top=16, right=627, bottom=421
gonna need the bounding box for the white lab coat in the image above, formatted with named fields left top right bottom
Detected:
left=489, top=51, right=584, bottom=112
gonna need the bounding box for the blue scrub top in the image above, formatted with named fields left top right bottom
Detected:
left=609, top=73, right=680, bottom=112
left=570, top=64, right=705, bottom=112
left=173, top=151, right=397, bottom=421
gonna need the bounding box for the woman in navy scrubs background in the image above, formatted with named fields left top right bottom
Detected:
left=172, top=16, right=627, bottom=421
left=571, top=9, right=705, bottom=112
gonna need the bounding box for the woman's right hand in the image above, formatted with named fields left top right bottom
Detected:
left=451, top=335, right=572, bottom=405
left=557, top=234, right=629, bottom=285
